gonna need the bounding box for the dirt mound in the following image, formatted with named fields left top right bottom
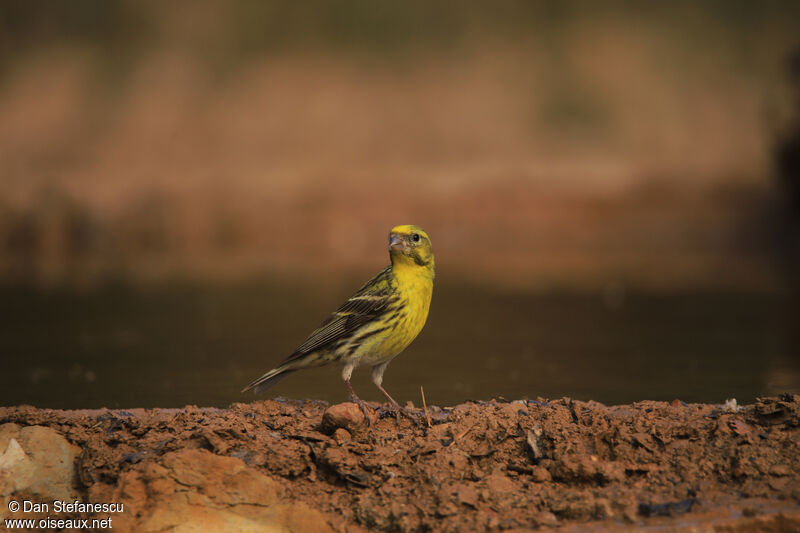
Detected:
left=1, top=395, right=799, bottom=531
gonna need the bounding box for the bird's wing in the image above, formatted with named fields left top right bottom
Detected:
left=282, top=266, right=397, bottom=362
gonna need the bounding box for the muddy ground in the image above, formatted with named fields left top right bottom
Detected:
left=1, top=395, right=799, bottom=532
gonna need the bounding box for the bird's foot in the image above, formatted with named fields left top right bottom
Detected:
left=353, top=398, right=375, bottom=425
left=345, top=378, right=375, bottom=425
left=375, top=383, right=422, bottom=426
left=390, top=403, right=422, bottom=426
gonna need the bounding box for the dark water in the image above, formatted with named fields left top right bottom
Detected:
left=1, top=280, right=797, bottom=409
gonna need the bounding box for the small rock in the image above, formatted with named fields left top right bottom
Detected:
left=533, top=511, right=558, bottom=527
left=332, top=428, right=351, bottom=444
left=770, top=464, right=791, bottom=477
left=320, top=403, right=376, bottom=433
left=769, top=478, right=789, bottom=492
left=531, top=466, right=551, bottom=483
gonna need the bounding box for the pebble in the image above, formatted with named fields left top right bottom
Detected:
left=320, top=402, right=376, bottom=433
left=534, top=511, right=558, bottom=527
left=332, top=428, right=351, bottom=444
left=532, top=466, right=552, bottom=483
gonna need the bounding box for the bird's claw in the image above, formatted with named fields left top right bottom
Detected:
left=393, top=405, right=423, bottom=426
left=353, top=398, right=375, bottom=425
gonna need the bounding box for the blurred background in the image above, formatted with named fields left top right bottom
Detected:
left=1, top=0, right=799, bottom=409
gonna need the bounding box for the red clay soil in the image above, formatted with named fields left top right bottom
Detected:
left=2, top=395, right=799, bottom=532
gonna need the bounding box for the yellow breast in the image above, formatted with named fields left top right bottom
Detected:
left=354, top=263, right=433, bottom=365
left=382, top=263, right=433, bottom=351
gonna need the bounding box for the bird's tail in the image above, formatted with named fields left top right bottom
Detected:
left=241, top=366, right=296, bottom=395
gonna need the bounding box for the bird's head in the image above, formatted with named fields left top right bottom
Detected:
left=388, top=225, right=434, bottom=273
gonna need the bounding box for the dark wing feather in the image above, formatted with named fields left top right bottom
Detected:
left=281, top=266, right=397, bottom=363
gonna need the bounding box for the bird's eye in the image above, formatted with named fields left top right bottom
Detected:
left=411, top=233, right=420, bottom=242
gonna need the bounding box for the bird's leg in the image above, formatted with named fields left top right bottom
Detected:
left=376, top=383, right=420, bottom=424
left=344, top=378, right=374, bottom=422
left=342, top=361, right=373, bottom=421
left=370, top=362, right=419, bottom=424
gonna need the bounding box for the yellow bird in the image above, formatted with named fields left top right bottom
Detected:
left=242, top=225, right=435, bottom=421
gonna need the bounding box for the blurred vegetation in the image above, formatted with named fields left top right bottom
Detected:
left=0, top=1, right=799, bottom=288
left=0, top=1, right=150, bottom=85
left=3, top=1, right=799, bottom=76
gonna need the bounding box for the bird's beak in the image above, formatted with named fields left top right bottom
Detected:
left=389, top=234, right=405, bottom=253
